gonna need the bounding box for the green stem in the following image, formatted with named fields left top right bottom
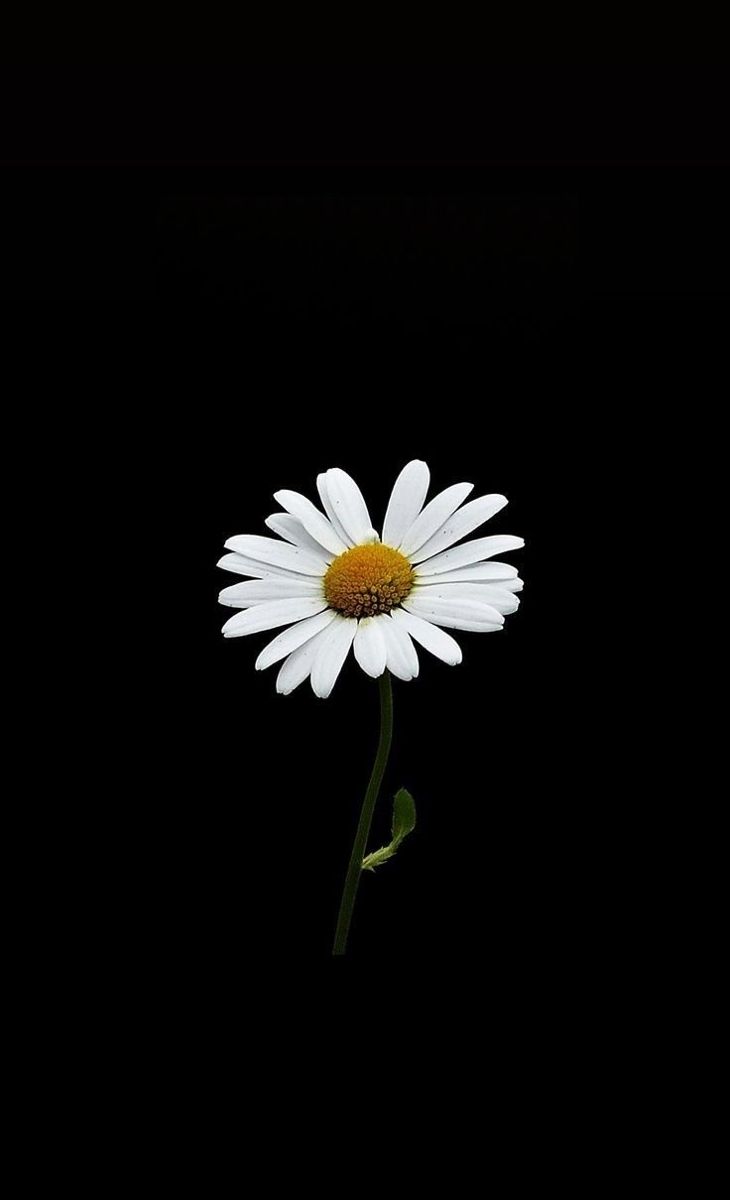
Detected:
left=332, top=671, right=393, bottom=956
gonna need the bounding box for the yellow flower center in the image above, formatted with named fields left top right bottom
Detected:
left=324, top=543, right=414, bottom=618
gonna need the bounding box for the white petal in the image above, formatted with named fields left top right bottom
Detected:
left=324, top=468, right=375, bottom=545
left=256, top=609, right=338, bottom=670
left=410, top=494, right=508, bottom=563
left=413, top=582, right=520, bottom=614
left=264, top=514, right=334, bottom=562
left=222, top=597, right=328, bottom=638
left=379, top=614, right=419, bottom=680
left=276, top=624, right=335, bottom=694
left=414, top=561, right=518, bottom=585
left=495, top=576, right=524, bottom=593
left=403, top=595, right=504, bottom=632
left=217, top=552, right=304, bottom=580
left=218, top=578, right=324, bottom=608
left=412, top=534, right=524, bottom=576
left=399, top=482, right=474, bottom=557
left=224, top=534, right=327, bottom=577
left=310, top=616, right=357, bottom=698
left=352, top=616, right=387, bottom=678
left=317, top=473, right=354, bottom=547
left=391, top=608, right=463, bottom=666
left=272, top=490, right=348, bottom=556
left=382, top=459, right=430, bottom=548
left=482, top=589, right=520, bottom=614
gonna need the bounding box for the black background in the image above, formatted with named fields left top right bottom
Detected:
left=117, top=166, right=723, bottom=970
left=5, top=69, right=726, bottom=982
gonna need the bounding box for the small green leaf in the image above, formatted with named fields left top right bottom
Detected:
left=361, top=844, right=397, bottom=871
left=362, top=787, right=417, bottom=871
left=392, top=788, right=416, bottom=843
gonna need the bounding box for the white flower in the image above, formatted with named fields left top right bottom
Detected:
left=218, top=462, right=524, bottom=698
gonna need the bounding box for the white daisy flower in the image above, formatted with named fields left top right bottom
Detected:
left=218, top=461, right=524, bottom=698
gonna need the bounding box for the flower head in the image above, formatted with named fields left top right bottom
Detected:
left=218, top=462, right=524, bottom=697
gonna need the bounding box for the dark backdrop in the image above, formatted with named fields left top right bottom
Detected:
left=119, top=166, right=721, bottom=969
left=12, top=160, right=725, bottom=977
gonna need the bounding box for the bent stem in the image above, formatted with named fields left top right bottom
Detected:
left=332, top=671, right=393, bottom=956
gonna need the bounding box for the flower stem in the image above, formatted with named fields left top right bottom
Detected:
left=332, top=671, right=393, bottom=956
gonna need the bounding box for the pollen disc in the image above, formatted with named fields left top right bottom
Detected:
left=324, top=543, right=414, bottom=618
